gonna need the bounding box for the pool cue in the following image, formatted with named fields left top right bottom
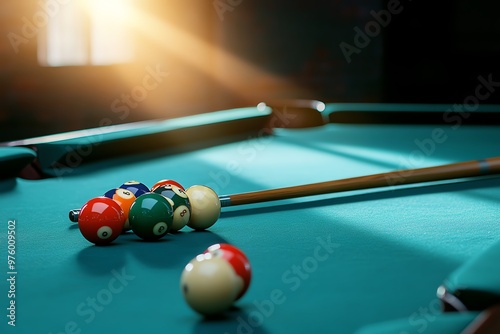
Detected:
left=69, top=157, right=500, bottom=222
left=219, top=157, right=500, bottom=206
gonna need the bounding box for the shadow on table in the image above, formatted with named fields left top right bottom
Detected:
left=75, top=230, right=230, bottom=274
left=191, top=305, right=271, bottom=334
left=76, top=242, right=129, bottom=276
left=70, top=224, right=227, bottom=275
left=127, top=230, right=230, bottom=269
left=0, top=178, right=17, bottom=193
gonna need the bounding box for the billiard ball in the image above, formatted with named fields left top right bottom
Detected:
left=78, top=196, right=126, bottom=245
left=151, top=179, right=184, bottom=191
left=205, top=243, right=251, bottom=300
left=129, top=193, right=173, bottom=240
left=119, top=180, right=149, bottom=197
left=185, top=185, right=220, bottom=230
left=180, top=253, right=243, bottom=316
left=104, top=188, right=136, bottom=231
left=207, top=243, right=250, bottom=262
left=153, top=185, right=191, bottom=232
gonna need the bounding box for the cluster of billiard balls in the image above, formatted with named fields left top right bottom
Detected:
left=77, top=180, right=221, bottom=245
left=181, top=243, right=252, bottom=316
left=76, top=180, right=252, bottom=315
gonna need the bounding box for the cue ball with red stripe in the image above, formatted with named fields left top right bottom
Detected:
left=185, top=185, right=220, bottom=230
left=181, top=253, right=243, bottom=316
left=204, top=243, right=251, bottom=300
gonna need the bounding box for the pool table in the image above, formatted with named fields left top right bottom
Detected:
left=1, top=102, right=500, bottom=334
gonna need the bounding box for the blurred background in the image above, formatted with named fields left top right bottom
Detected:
left=0, top=0, right=499, bottom=141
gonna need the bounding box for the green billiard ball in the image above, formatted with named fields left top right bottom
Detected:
left=129, top=193, right=173, bottom=240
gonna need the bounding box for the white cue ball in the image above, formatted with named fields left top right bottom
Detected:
left=180, top=253, right=242, bottom=316
left=185, top=185, right=221, bottom=230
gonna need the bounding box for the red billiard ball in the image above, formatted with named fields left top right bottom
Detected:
left=119, top=180, right=149, bottom=197
left=78, top=197, right=126, bottom=245
left=180, top=253, right=241, bottom=316
left=151, top=179, right=184, bottom=191
left=205, top=243, right=251, bottom=300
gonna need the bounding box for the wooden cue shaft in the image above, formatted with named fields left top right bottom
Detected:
left=219, top=157, right=500, bottom=207
left=69, top=157, right=500, bottom=221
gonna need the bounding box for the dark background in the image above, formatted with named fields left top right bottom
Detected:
left=0, top=0, right=499, bottom=142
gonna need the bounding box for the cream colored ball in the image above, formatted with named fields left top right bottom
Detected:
left=180, top=253, right=241, bottom=316
left=185, top=185, right=220, bottom=230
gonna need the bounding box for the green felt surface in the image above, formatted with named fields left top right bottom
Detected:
left=0, top=117, right=500, bottom=333
left=0, top=147, right=36, bottom=163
